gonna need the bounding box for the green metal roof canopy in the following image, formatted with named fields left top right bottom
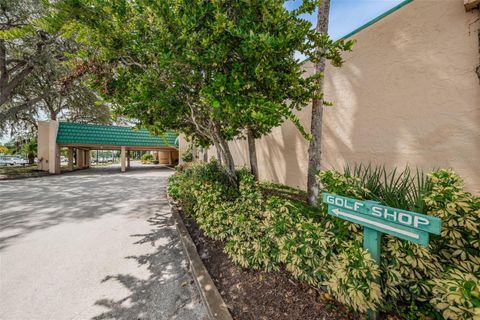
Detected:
left=56, top=122, right=178, bottom=148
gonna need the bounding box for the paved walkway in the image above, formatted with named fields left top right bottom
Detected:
left=0, top=166, right=207, bottom=320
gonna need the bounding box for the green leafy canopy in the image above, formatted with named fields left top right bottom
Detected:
left=47, top=0, right=353, bottom=145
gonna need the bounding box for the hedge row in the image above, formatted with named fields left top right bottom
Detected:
left=167, top=161, right=480, bottom=319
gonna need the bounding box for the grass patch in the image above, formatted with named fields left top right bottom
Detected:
left=0, top=165, right=47, bottom=179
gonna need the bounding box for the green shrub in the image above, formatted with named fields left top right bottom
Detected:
left=318, top=169, right=370, bottom=199
left=381, top=237, right=442, bottom=302
left=168, top=160, right=234, bottom=215
left=273, top=214, right=337, bottom=286
left=141, top=153, right=154, bottom=163
left=325, top=243, right=383, bottom=313
left=318, top=166, right=480, bottom=317
left=223, top=170, right=273, bottom=268
left=181, top=145, right=193, bottom=162
left=342, top=164, right=432, bottom=214
left=424, top=170, right=480, bottom=320
left=430, top=269, right=480, bottom=320
left=194, top=181, right=236, bottom=240
left=167, top=174, right=185, bottom=200
left=168, top=162, right=480, bottom=318
left=424, top=169, right=480, bottom=274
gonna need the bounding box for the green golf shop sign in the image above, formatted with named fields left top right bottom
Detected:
left=322, top=192, right=441, bottom=262
left=322, top=193, right=442, bottom=319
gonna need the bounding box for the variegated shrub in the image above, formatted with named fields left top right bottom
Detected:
left=430, top=269, right=480, bottom=320
left=168, top=162, right=479, bottom=318
left=324, top=243, right=383, bottom=313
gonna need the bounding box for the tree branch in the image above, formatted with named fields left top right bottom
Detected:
left=0, top=39, right=7, bottom=85
left=0, top=95, right=44, bottom=123
left=0, top=64, right=34, bottom=106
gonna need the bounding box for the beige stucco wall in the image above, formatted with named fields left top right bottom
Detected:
left=320, top=0, right=480, bottom=193
left=37, top=120, right=60, bottom=173
left=48, top=120, right=60, bottom=174
left=157, top=150, right=179, bottom=164
left=181, top=0, right=480, bottom=193
left=37, top=121, right=50, bottom=171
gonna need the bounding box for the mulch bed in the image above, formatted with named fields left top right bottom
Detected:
left=180, top=211, right=359, bottom=320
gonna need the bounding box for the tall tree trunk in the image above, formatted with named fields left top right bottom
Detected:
left=307, top=0, right=331, bottom=205
left=247, top=129, right=258, bottom=180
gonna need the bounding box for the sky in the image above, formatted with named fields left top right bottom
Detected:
left=285, top=0, right=406, bottom=40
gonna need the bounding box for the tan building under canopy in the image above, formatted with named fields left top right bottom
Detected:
left=38, top=121, right=179, bottom=173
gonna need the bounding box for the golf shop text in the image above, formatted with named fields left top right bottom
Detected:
left=324, top=194, right=430, bottom=229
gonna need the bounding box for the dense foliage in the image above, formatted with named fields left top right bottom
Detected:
left=181, top=146, right=194, bottom=163
left=140, top=153, right=154, bottom=164
left=0, top=0, right=110, bottom=138
left=47, top=0, right=353, bottom=184
left=168, top=162, right=480, bottom=319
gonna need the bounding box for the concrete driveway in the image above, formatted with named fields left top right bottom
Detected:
left=0, top=166, right=207, bottom=320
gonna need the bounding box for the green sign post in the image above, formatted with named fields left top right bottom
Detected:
left=322, top=192, right=442, bottom=318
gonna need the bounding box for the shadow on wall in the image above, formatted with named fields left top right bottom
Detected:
left=321, top=0, right=480, bottom=193
left=200, top=1, right=480, bottom=193
left=214, top=113, right=311, bottom=190
left=257, top=118, right=309, bottom=190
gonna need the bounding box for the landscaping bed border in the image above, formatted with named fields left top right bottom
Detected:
left=168, top=195, right=233, bottom=320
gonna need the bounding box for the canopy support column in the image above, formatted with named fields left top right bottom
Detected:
left=48, top=121, right=60, bottom=174
left=78, top=149, right=85, bottom=169
left=121, top=146, right=126, bottom=172
left=85, top=150, right=91, bottom=168
left=67, top=147, right=74, bottom=171
left=127, top=150, right=131, bottom=169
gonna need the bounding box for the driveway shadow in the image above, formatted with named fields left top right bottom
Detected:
left=91, top=207, right=206, bottom=320
left=0, top=167, right=172, bottom=251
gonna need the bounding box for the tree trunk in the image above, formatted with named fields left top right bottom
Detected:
left=247, top=129, right=258, bottom=180
left=191, top=144, right=197, bottom=161
left=47, top=102, right=58, bottom=121
left=212, top=128, right=237, bottom=186
left=28, top=153, right=35, bottom=164
left=212, top=140, right=223, bottom=165
left=307, top=0, right=331, bottom=205
left=202, top=147, right=208, bottom=162
left=216, top=147, right=222, bottom=165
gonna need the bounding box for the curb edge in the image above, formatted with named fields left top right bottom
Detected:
left=168, top=195, right=233, bottom=320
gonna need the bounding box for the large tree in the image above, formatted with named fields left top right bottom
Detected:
left=0, top=0, right=110, bottom=138
left=0, top=0, right=53, bottom=115
left=50, top=0, right=351, bottom=184
left=0, top=43, right=111, bottom=137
